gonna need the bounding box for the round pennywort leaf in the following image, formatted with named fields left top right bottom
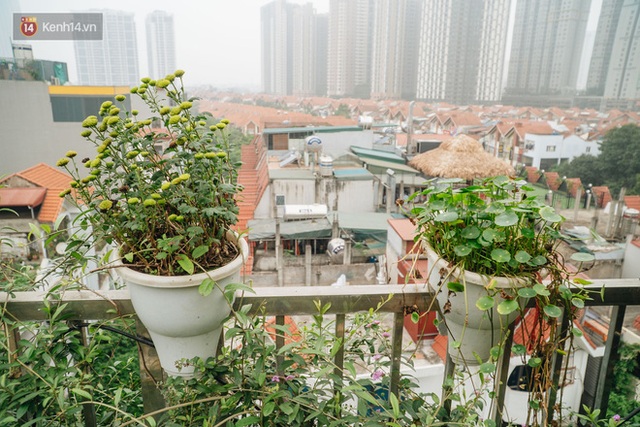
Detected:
left=476, top=296, right=495, bottom=311
left=491, top=248, right=511, bottom=263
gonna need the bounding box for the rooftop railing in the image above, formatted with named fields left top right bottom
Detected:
left=1, top=278, right=639, bottom=426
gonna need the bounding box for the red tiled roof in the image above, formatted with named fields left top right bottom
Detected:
left=624, top=195, right=640, bottom=211
left=591, top=186, right=612, bottom=208
left=526, top=166, right=542, bottom=184
left=0, top=188, right=46, bottom=207
left=387, top=218, right=418, bottom=242
left=544, top=172, right=562, bottom=191
left=0, top=163, right=73, bottom=223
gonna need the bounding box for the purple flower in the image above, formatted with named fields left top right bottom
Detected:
left=613, top=415, right=621, bottom=422
left=372, top=353, right=382, bottom=361
left=382, top=332, right=391, bottom=338
left=371, top=369, right=384, bottom=381
left=373, top=320, right=381, bottom=325
left=271, top=375, right=280, bottom=383
left=285, top=375, right=295, bottom=381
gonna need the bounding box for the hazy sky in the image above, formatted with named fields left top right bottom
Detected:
left=12, top=0, right=330, bottom=89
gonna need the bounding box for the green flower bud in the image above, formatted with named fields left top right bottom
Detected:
left=82, top=115, right=98, bottom=128
left=174, top=69, right=185, bottom=77
left=109, top=131, right=119, bottom=137
left=70, top=181, right=79, bottom=188
left=217, top=152, right=227, bottom=158
left=143, top=199, right=157, bottom=207
left=105, top=161, right=114, bottom=168
left=159, top=106, right=171, bottom=115
left=127, top=197, right=140, bottom=205
left=168, top=115, right=181, bottom=125
left=148, top=80, right=156, bottom=86
left=115, top=94, right=126, bottom=102
left=56, top=158, right=69, bottom=167
left=170, top=106, right=182, bottom=116
left=175, top=215, right=184, bottom=222
left=100, top=101, right=113, bottom=110
left=125, top=122, right=134, bottom=129
left=221, top=118, right=230, bottom=124
left=165, top=74, right=176, bottom=81
left=195, top=153, right=205, bottom=159
left=109, top=107, right=120, bottom=116
left=81, top=130, right=92, bottom=137
left=140, top=77, right=151, bottom=83
left=126, top=151, right=139, bottom=159
left=150, top=193, right=162, bottom=199
left=179, top=173, right=191, bottom=181
left=90, top=159, right=101, bottom=167
left=180, top=101, right=193, bottom=109
left=90, top=169, right=100, bottom=176
left=130, top=87, right=138, bottom=94
left=103, top=138, right=112, bottom=146
left=156, top=79, right=171, bottom=89
left=58, top=188, right=72, bottom=197
left=140, top=151, right=149, bottom=157
left=216, top=122, right=226, bottom=129
left=81, top=176, right=92, bottom=183
left=204, top=152, right=216, bottom=159
left=84, top=160, right=92, bottom=168
left=138, top=87, right=147, bottom=94
left=132, top=110, right=139, bottom=116
left=107, top=116, right=119, bottom=125
left=171, top=177, right=181, bottom=186
left=98, top=200, right=113, bottom=211
left=161, top=182, right=171, bottom=190
left=168, top=214, right=177, bottom=221
left=65, top=150, right=78, bottom=158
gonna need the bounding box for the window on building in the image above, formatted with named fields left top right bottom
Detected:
left=546, top=145, right=556, bottom=152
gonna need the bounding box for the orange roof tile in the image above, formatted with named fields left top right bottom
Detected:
left=0, top=163, right=73, bottom=223
left=431, top=334, right=447, bottom=362
left=624, top=195, right=640, bottom=211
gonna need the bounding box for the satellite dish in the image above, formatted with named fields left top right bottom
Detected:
left=305, top=135, right=323, bottom=152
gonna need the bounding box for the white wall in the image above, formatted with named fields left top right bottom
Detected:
left=622, top=240, right=640, bottom=278
left=522, top=133, right=564, bottom=169
left=289, top=129, right=375, bottom=159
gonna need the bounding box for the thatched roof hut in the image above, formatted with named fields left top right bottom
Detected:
left=408, top=134, right=514, bottom=180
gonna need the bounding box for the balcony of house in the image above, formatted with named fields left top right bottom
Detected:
left=2, top=278, right=639, bottom=426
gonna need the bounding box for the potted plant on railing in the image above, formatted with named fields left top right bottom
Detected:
left=57, top=70, right=249, bottom=377
left=406, top=175, right=593, bottom=422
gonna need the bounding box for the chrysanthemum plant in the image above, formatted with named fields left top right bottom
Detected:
left=58, top=71, right=242, bottom=282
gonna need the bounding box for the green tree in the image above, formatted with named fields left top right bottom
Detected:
left=334, top=103, right=351, bottom=118
left=555, top=154, right=604, bottom=187
left=599, top=124, right=640, bottom=195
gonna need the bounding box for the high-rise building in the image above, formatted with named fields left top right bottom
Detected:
left=146, top=11, right=176, bottom=79
left=261, top=0, right=326, bottom=96
left=0, top=0, right=19, bottom=59
left=327, top=0, right=373, bottom=98
left=370, top=0, right=423, bottom=100
left=416, top=0, right=510, bottom=104
left=261, top=0, right=292, bottom=95
left=587, top=0, right=640, bottom=99
left=505, top=0, right=591, bottom=96
left=75, top=10, right=139, bottom=86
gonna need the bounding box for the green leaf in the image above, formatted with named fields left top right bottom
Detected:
left=198, top=278, right=215, bottom=296
left=236, top=416, right=261, bottom=427
left=177, top=254, right=194, bottom=274
left=571, top=298, right=585, bottom=308
left=517, top=287, right=537, bottom=298
left=479, top=362, right=496, bottom=374
left=514, top=250, right=531, bottom=263
left=454, top=245, right=472, bottom=256
left=192, top=245, right=209, bottom=259
left=530, top=255, right=547, bottom=266
left=411, top=312, right=420, bottom=323
left=543, top=304, right=563, bottom=318
left=435, top=211, right=459, bottom=222
left=527, top=357, right=542, bottom=368
left=539, top=206, right=563, bottom=223
left=447, top=282, right=465, bottom=293
left=497, top=299, right=519, bottom=315
left=533, top=283, right=550, bottom=296
left=490, top=248, right=511, bottom=263
left=461, top=226, right=481, bottom=239
left=571, top=252, right=595, bottom=263
left=71, top=388, right=92, bottom=400
left=124, top=252, right=134, bottom=263
left=512, top=344, right=526, bottom=355
left=572, top=327, right=583, bottom=337
left=494, top=211, right=518, bottom=227
left=482, top=228, right=498, bottom=242
left=390, top=392, right=400, bottom=419
left=476, top=296, right=495, bottom=311
left=521, top=228, right=535, bottom=239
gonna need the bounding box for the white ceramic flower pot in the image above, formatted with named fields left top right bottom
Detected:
left=424, top=245, right=528, bottom=365
left=116, top=236, right=249, bottom=377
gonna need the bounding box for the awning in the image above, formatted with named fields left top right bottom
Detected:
left=0, top=188, right=46, bottom=207
left=248, top=218, right=332, bottom=241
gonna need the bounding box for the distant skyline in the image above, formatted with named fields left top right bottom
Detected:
left=10, top=0, right=329, bottom=89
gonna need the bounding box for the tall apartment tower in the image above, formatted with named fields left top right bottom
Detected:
left=314, top=13, right=329, bottom=97
left=261, top=0, right=292, bottom=95
left=587, top=0, right=640, bottom=99
left=506, top=0, right=591, bottom=96
left=75, top=10, right=139, bottom=86
left=370, top=0, right=423, bottom=100
left=416, top=0, right=510, bottom=104
left=327, top=0, right=373, bottom=98
left=146, top=11, right=176, bottom=79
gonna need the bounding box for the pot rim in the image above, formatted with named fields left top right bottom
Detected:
left=113, top=233, right=249, bottom=288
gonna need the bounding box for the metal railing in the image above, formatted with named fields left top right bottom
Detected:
left=1, top=278, right=639, bottom=426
